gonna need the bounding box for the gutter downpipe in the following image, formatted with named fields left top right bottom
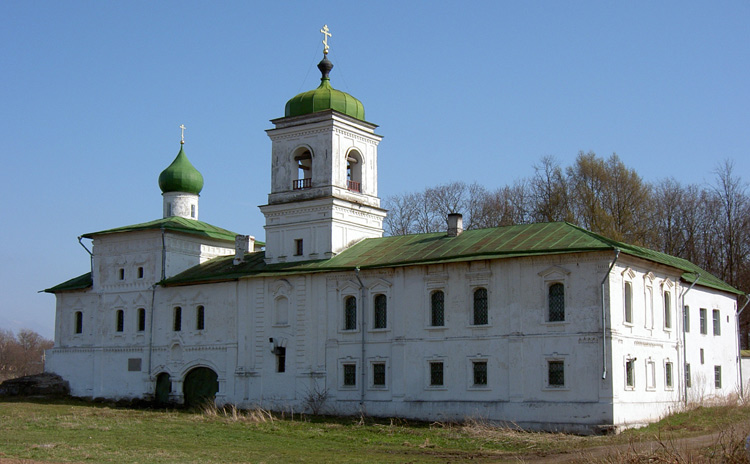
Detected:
left=736, top=295, right=750, bottom=398
left=78, top=236, right=93, bottom=275
left=601, top=249, right=620, bottom=380
left=354, top=267, right=366, bottom=412
left=680, top=274, right=699, bottom=406
left=148, top=227, right=167, bottom=388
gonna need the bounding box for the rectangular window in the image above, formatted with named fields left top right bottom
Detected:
left=373, top=294, right=387, bottom=329
left=276, top=347, right=286, bottom=373
left=700, top=348, right=704, bottom=365
left=548, top=360, right=564, bottom=387
left=647, top=361, right=656, bottom=389
left=624, top=282, right=633, bottom=324
left=685, top=363, right=691, bottom=388
left=118, top=268, right=125, bottom=280
left=699, top=308, right=707, bottom=334
left=116, top=310, right=124, bottom=332
left=173, top=307, right=182, bottom=332
left=294, top=239, right=303, bottom=256
left=343, top=363, right=357, bottom=386
left=196, top=305, right=205, bottom=331
left=127, top=358, right=142, bottom=372
left=137, top=267, right=144, bottom=279
left=372, top=362, right=386, bottom=386
left=626, top=359, right=635, bottom=387
left=430, top=361, right=444, bottom=386
left=74, top=311, right=83, bottom=334
left=665, top=362, right=673, bottom=388
left=190, top=204, right=196, bottom=218
left=664, top=291, right=671, bottom=329
left=683, top=305, right=690, bottom=333
left=431, top=291, right=445, bottom=327
left=473, top=288, right=488, bottom=325
left=714, top=365, right=722, bottom=389
left=137, top=308, right=146, bottom=332
left=712, top=310, right=721, bottom=336
left=472, top=360, right=488, bottom=386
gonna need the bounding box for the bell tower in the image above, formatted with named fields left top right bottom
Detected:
left=260, top=27, right=386, bottom=264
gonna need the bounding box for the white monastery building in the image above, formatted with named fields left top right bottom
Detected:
left=45, top=30, right=745, bottom=433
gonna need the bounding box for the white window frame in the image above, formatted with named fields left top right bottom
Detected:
left=539, top=266, right=570, bottom=325
left=543, top=356, right=568, bottom=391
left=467, top=356, right=490, bottom=390
left=368, top=358, right=388, bottom=390
left=425, top=356, right=447, bottom=390
left=338, top=358, right=360, bottom=390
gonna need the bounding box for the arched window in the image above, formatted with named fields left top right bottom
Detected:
left=624, top=282, right=633, bottom=324
left=115, top=310, right=124, bottom=332
left=346, top=150, right=362, bottom=192
left=137, top=308, right=146, bottom=332
left=663, top=291, right=671, bottom=329
left=548, top=283, right=565, bottom=322
left=196, top=305, right=205, bottom=331
left=431, top=291, right=445, bottom=327
left=473, top=288, right=488, bottom=325
left=275, top=296, right=289, bottom=326
left=373, top=294, right=387, bottom=329
left=293, top=149, right=312, bottom=190
left=344, top=296, right=357, bottom=330
left=74, top=311, right=83, bottom=334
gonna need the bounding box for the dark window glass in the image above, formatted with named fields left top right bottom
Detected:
left=548, top=360, right=564, bottom=387
left=116, top=310, right=124, bottom=332
left=685, top=363, right=691, bottom=388
left=473, top=288, right=488, bottom=325
left=373, top=362, right=386, bottom=386
left=137, top=308, right=146, bottom=332
left=373, top=294, right=387, bottom=329
left=473, top=361, right=488, bottom=386
left=548, top=283, right=565, bottom=322
left=430, top=361, right=444, bottom=386
left=431, top=291, right=444, bottom=326
left=343, top=364, right=356, bottom=386
left=196, top=306, right=205, bottom=331
left=344, top=296, right=357, bottom=330
left=664, top=292, right=671, bottom=328
left=276, top=347, right=286, bottom=373
left=74, top=311, right=83, bottom=334
left=624, top=282, right=633, bottom=323
left=173, top=307, right=182, bottom=332
left=683, top=306, right=690, bottom=333
left=699, top=308, right=707, bottom=334
left=137, top=267, right=144, bottom=279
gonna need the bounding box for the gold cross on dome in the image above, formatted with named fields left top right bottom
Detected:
left=320, top=24, right=331, bottom=55
left=179, top=124, right=186, bottom=144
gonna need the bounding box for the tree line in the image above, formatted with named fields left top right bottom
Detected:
left=384, top=152, right=749, bottom=339
left=0, top=329, right=53, bottom=382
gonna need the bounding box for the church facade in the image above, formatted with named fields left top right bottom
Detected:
left=45, top=44, right=743, bottom=433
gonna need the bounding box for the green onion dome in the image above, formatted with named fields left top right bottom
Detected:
left=158, top=145, right=204, bottom=195
left=284, top=56, right=365, bottom=121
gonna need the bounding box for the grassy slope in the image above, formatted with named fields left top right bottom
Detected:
left=0, top=399, right=748, bottom=463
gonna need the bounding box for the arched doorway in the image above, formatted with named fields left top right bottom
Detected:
left=154, top=372, right=171, bottom=405
left=183, top=367, right=219, bottom=407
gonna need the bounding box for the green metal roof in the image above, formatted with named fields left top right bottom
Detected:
left=158, top=145, right=204, bottom=195
left=284, top=56, right=365, bottom=121
left=162, top=222, right=743, bottom=296
left=44, top=272, right=92, bottom=293
left=81, top=216, right=239, bottom=242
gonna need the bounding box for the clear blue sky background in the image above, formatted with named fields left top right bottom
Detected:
left=1, top=1, right=748, bottom=339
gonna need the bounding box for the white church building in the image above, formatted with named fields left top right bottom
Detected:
left=45, top=37, right=744, bottom=433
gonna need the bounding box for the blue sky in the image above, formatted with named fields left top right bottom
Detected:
left=1, top=1, right=748, bottom=339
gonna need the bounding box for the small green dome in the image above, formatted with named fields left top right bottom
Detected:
left=158, top=145, right=204, bottom=195
left=284, top=56, right=365, bottom=120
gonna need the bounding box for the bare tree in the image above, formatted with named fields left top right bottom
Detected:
left=0, top=329, right=53, bottom=381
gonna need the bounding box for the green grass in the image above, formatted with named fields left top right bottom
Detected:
left=0, top=398, right=749, bottom=463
